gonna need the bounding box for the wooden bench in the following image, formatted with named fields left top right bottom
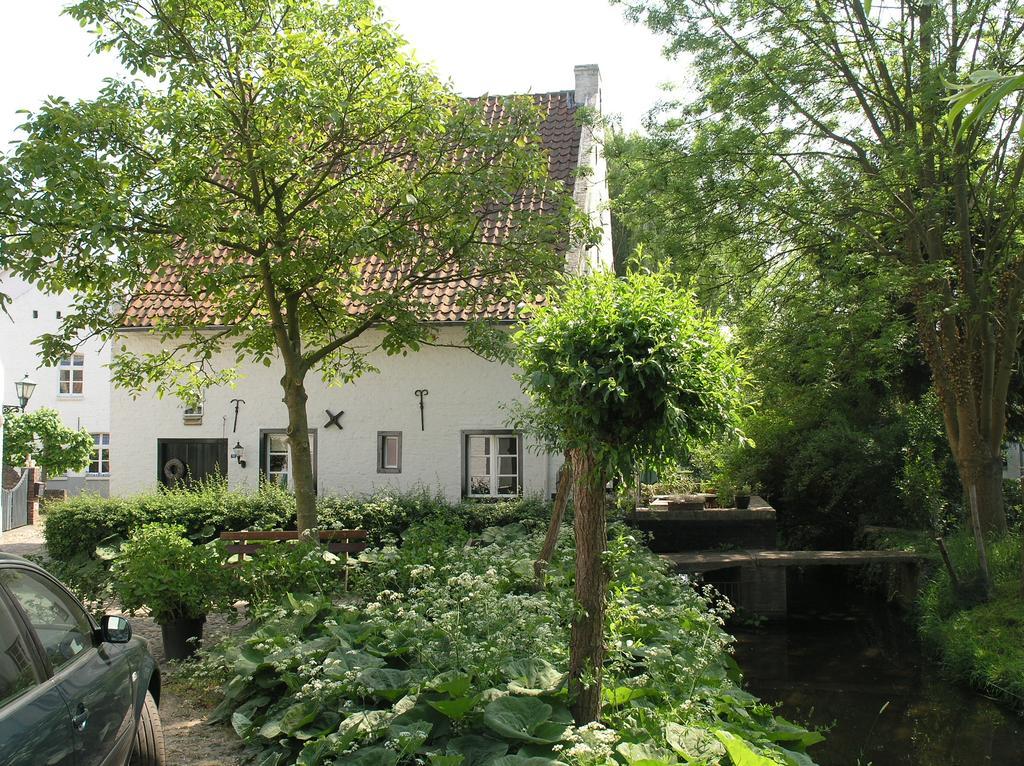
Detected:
left=219, top=530, right=368, bottom=588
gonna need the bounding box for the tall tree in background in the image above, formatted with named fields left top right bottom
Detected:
left=616, top=0, right=1024, bottom=535
left=0, top=0, right=582, bottom=532
left=513, top=267, right=748, bottom=723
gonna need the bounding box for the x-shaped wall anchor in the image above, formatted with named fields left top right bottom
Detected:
left=323, top=409, right=345, bottom=430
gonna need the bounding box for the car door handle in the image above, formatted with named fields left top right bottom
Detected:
left=71, top=704, right=88, bottom=732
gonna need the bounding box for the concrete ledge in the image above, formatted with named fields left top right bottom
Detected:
left=663, top=549, right=927, bottom=573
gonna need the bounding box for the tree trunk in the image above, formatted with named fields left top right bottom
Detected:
left=568, top=447, right=608, bottom=725
left=534, top=453, right=572, bottom=589
left=958, top=452, right=1006, bottom=537
left=281, top=373, right=318, bottom=534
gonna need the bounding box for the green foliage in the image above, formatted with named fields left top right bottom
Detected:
left=2, top=408, right=93, bottom=475
left=183, top=521, right=822, bottom=764
left=235, top=539, right=349, bottom=611
left=613, top=0, right=1024, bottom=536
left=43, top=477, right=296, bottom=562
left=1, top=0, right=579, bottom=391
left=512, top=266, right=749, bottom=477
left=113, top=523, right=233, bottom=623
left=919, top=531, right=1024, bottom=708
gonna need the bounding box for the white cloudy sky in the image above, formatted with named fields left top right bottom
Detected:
left=0, top=0, right=684, bottom=148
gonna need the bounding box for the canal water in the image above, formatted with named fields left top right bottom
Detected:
left=731, top=567, right=1024, bottom=766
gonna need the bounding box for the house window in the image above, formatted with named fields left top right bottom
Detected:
left=183, top=402, right=203, bottom=425
left=377, top=432, right=402, bottom=474
left=88, top=433, right=110, bottom=475
left=464, top=432, right=523, bottom=498
left=260, top=430, right=317, bottom=492
left=58, top=354, right=84, bottom=395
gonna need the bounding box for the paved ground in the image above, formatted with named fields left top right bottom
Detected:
left=0, top=522, right=249, bottom=765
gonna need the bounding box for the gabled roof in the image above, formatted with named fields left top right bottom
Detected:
left=123, top=91, right=582, bottom=328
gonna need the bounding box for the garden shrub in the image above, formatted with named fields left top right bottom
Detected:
left=45, top=482, right=552, bottom=563
left=188, top=521, right=823, bottom=765
left=235, top=539, right=350, bottom=610
left=44, top=478, right=296, bottom=562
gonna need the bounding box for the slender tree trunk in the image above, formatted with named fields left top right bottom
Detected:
left=534, top=453, right=572, bottom=589
left=568, top=447, right=608, bottom=724
left=281, top=372, right=318, bottom=534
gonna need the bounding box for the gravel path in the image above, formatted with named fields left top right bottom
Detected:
left=0, top=521, right=251, bottom=765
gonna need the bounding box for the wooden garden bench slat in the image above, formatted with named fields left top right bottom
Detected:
left=219, top=530, right=368, bottom=588
left=219, top=530, right=367, bottom=542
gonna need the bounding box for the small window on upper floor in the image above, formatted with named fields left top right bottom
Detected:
left=183, top=402, right=203, bottom=425
left=58, top=354, right=84, bottom=396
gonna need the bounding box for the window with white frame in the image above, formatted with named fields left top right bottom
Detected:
left=260, top=431, right=317, bottom=491
left=265, top=433, right=291, bottom=487
left=377, top=432, right=402, bottom=474
left=88, top=433, right=110, bottom=475
left=465, top=432, right=522, bottom=498
left=58, top=354, right=84, bottom=395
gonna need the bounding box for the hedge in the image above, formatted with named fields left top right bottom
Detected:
left=43, top=478, right=553, bottom=562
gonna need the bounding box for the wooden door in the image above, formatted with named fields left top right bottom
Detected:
left=157, top=439, right=228, bottom=487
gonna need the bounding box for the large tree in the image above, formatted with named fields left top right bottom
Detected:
left=513, top=266, right=748, bottom=723
left=0, top=0, right=582, bottom=531
left=616, top=0, right=1024, bottom=535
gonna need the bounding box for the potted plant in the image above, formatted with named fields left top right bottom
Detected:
left=113, top=523, right=232, bottom=660
left=735, top=484, right=754, bottom=510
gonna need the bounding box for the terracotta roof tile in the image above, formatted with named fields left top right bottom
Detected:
left=124, top=91, right=581, bottom=328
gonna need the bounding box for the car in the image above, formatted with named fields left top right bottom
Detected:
left=0, top=553, right=165, bottom=765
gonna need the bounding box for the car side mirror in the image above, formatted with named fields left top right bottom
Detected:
left=99, top=615, right=132, bottom=644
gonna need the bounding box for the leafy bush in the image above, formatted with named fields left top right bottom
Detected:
left=44, top=477, right=296, bottom=562
left=919, top=531, right=1024, bottom=708
left=45, top=482, right=551, bottom=563
left=188, top=521, right=822, bottom=765
left=235, top=540, right=349, bottom=610
left=113, top=523, right=234, bottom=623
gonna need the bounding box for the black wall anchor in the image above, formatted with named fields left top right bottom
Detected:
left=229, top=398, right=245, bottom=433
left=415, top=389, right=429, bottom=431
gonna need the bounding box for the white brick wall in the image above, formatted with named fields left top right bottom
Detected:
left=110, top=325, right=561, bottom=500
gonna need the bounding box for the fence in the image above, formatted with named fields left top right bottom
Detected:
left=1, top=470, right=29, bottom=532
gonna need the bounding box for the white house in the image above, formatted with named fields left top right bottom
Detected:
left=109, top=65, right=613, bottom=502
left=0, top=272, right=113, bottom=496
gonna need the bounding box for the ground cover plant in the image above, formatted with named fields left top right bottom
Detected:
left=918, top=531, right=1024, bottom=709
left=189, top=520, right=823, bottom=765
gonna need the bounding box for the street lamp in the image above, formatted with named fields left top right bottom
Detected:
left=231, top=442, right=247, bottom=468
left=3, top=374, right=36, bottom=414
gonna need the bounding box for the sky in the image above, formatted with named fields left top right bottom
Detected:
left=0, top=0, right=684, bottom=148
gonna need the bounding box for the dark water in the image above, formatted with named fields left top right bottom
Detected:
left=731, top=568, right=1024, bottom=766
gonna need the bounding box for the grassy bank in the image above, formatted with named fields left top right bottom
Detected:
left=864, top=527, right=1024, bottom=709
left=918, top=532, right=1024, bottom=709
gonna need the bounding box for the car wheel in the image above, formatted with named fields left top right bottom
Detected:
left=130, top=691, right=166, bottom=766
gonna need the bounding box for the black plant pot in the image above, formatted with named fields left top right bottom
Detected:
left=160, top=615, right=206, bottom=661
left=735, top=495, right=751, bottom=510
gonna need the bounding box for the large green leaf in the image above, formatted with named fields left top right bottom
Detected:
left=343, top=746, right=401, bottom=766
left=278, top=701, right=320, bottom=735
left=429, top=694, right=481, bottom=720
left=503, top=658, right=567, bottom=696
left=714, top=731, right=780, bottom=766
left=358, top=668, right=413, bottom=701
left=446, top=734, right=509, bottom=766
left=482, top=697, right=557, bottom=744
left=616, top=742, right=679, bottom=765
left=490, top=757, right=563, bottom=766
left=665, top=723, right=726, bottom=763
